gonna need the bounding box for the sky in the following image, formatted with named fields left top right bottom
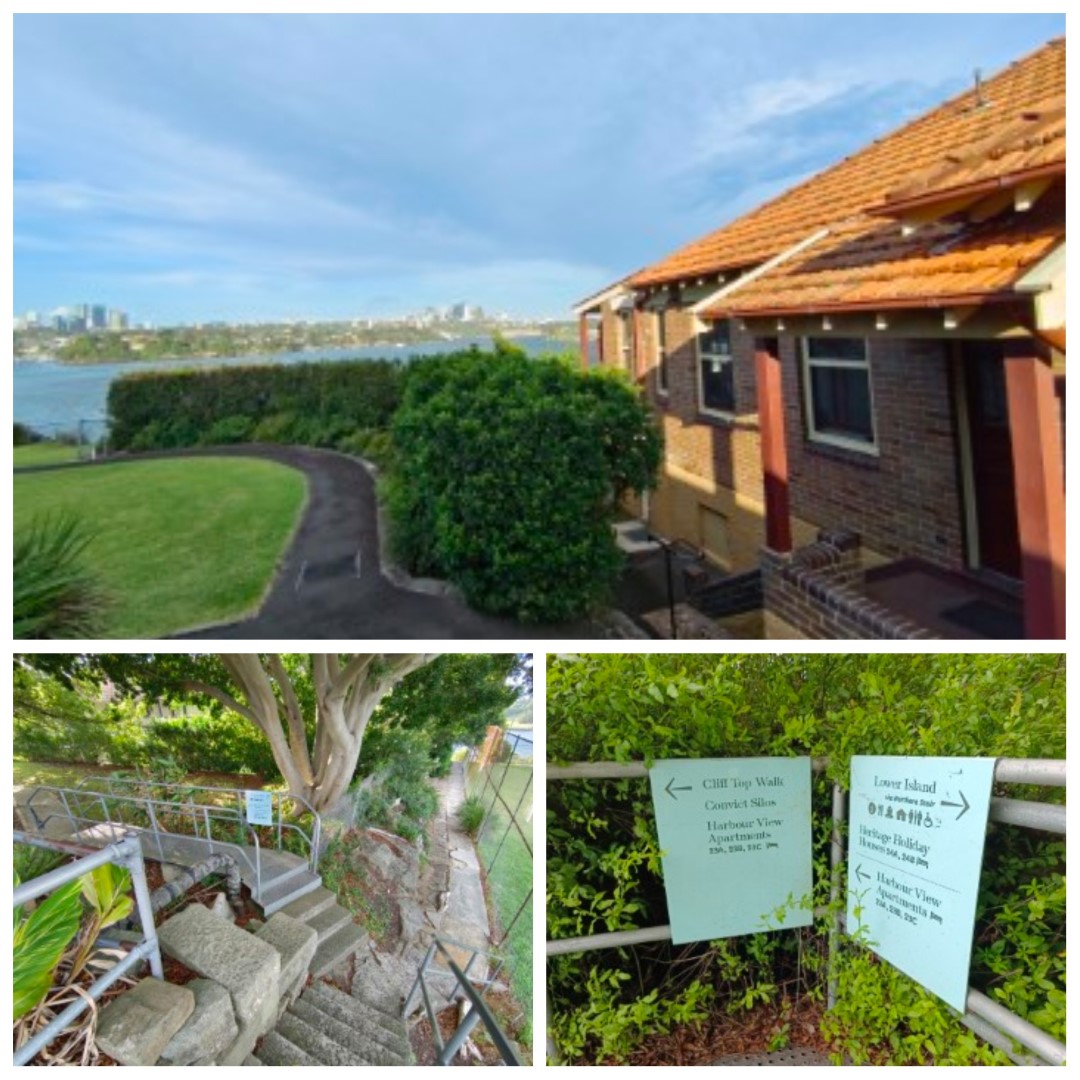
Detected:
left=13, top=13, right=1066, bottom=326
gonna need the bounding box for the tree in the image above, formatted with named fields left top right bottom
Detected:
left=385, top=349, right=661, bottom=623
left=20, top=653, right=523, bottom=813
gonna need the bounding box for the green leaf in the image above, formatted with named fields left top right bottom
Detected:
left=13, top=878, right=84, bottom=1019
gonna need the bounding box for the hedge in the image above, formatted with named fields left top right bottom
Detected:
left=547, top=654, right=1065, bottom=1065
left=107, top=359, right=403, bottom=451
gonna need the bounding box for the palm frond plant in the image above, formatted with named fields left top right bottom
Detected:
left=13, top=512, right=109, bottom=638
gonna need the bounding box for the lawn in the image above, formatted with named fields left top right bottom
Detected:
left=14, top=457, right=307, bottom=637
left=14, top=442, right=83, bottom=468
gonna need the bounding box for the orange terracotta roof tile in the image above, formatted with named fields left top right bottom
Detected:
left=630, top=38, right=1065, bottom=291
left=708, top=183, right=1063, bottom=317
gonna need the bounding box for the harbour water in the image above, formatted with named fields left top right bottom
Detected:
left=13, top=335, right=568, bottom=435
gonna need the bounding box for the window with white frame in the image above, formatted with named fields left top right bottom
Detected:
left=697, top=320, right=735, bottom=415
left=801, top=337, right=877, bottom=451
left=656, top=310, right=669, bottom=395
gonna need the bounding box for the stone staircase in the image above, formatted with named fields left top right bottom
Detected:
left=246, top=983, right=411, bottom=1066
left=276, top=885, right=368, bottom=978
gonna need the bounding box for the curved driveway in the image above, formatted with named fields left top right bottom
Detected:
left=20, top=445, right=589, bottom=640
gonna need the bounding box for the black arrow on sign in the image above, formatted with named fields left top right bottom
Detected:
left=940, top=790, right=970, bottom=820
left=665, top=777, right=692, bottom=800
left=855, top=863, right=871, bottom=884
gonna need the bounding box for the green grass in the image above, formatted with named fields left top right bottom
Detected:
left=14, top=457, right=307, bottom=637
left=468, top=761, right=533, bottom=1050
left=14, top=442, right=82, bottom=468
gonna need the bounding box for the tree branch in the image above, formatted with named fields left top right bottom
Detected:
left=267, top=655, right=314, bottom=786
left=180, top=679, right=263, bottom=730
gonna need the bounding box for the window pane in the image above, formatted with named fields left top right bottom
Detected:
left=702, top=358, right=735, bottom=413
left=810, top=365, right=874, bottom=441
left=806, top=337, right=866, bottom=363
left=700, top=321, right=731, bottom=357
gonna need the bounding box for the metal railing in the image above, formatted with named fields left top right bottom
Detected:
left=404, top=936, right=523, bottom=1066
left=72, top=775, right=323, bottom=871
left=25, top=778, right=321, bottom=904
left=546, top=756, right=1066, bottom=1066
left=13, top=832, right=162, bottom=1067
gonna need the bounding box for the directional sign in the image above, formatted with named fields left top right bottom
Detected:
left=245, top=790, right=274, bottom=827
left=649, top=758, right=813, bottom=944
left=846, top=756, right=996, bottom=1011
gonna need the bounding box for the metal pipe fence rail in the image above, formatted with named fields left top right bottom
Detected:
left=403, top=936, right=524, bottom=1066
left=13, top=832, right=162, bottom=1067
left=546, top=756, right=1065, bottom=1067
left=72, top=774, right=323, bottom=871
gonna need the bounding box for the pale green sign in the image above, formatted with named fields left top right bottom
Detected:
left=245, top=790, right=274, bottom=826
left=649, top=757, right=813, bottom=945
left=846, top=756, right=997, bottom=1012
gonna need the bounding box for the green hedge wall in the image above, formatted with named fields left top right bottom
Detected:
left=107, top=359, right=403, bottom=451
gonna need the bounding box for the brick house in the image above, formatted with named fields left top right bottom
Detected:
left=577, top=38, right=1064, bottom=640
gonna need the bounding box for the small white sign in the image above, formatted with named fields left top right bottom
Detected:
left=245, top=790, right=274, bottom=826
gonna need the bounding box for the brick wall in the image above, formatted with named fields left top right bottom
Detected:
left=609, top=305, right=766, bottom=571
left=596, top=303, right=969, bottom=579
left=779, top=335, right=966, bottom=570
left=761, top=533, right=935, bottom=640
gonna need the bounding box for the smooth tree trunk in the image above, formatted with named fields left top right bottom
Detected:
left=183, top=653, right=434, bottom=813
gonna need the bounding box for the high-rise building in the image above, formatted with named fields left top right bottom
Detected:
left=107, top=309, right=129, bottom=331
left=90, top=304, right=107, bottom=329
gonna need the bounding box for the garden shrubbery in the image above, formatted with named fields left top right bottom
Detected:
left=107, top=359, right=403, bottom=451
left=385, top=346, right=660, bottom=622
left=547, top=654, right=1066, bottom=1065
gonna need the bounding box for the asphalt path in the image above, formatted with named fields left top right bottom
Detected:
left=19, top=445, right=591, bottom=640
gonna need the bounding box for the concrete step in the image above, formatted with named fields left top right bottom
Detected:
left=275, top=1010, right=370, bottom=1067
left=309, top=921, right=368, bottom=978
left=288, top=997, right=410, bottom=1066
left=251, top=1030, right=319, bottom=1066
left=351, top=979, right=406, bottom=1020
left=306, top=902, right=351, bottom=942
left=305, top=983, right=407, bottom=1051
left=278, top=886, right=337, bottom=923
left=257, top=870, right=323, bottom=916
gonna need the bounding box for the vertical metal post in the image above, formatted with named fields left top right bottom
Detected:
left=276, top=794, right=283, bottom=851
left=203, top=806, right=214, bottom=853
left=665, top=541, right=677, bottom=639
left=546, top=991, right=561, bottom=1065
left=57, top=788, right=77, bottom=833
left=145, top=799, right=166, bottom=862
left=828, top=783, right=846, bottom=1011
left=404, top=942, right=438, bottom=1017
left=123, top=837, right=164, bottom=980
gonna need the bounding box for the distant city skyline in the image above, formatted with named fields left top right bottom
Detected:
left=14, top=13, right=1065, bottom=325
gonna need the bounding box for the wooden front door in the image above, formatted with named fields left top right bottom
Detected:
left=961, top=342, right=1021, bottom=579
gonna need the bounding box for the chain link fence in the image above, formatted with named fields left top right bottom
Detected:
left=465, top=726, right=533, bottom=1043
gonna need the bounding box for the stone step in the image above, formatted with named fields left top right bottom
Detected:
left=251, top=1030, right=319, bottom=1066
left=305, top=983, right=407, bottom=1051
left=275, top=1010, right=370, bottom=1067
left=306, top=902, right=352, bottom=942
left=278, top=886, right=337, bottom=923
left=351, top=979, right=406, bottom=1020
left=257, top=869, right=323, bottom=916
left=289, top=997, right=410, bottom=1066
left=309, top=920, right=368, bottom=978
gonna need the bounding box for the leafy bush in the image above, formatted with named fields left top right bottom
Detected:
left=13, top=844, right=66, bottom=883
left=457, top=794, right=486, bottom=837
left=14, top=513, right=109, bottom=638
left=201, top=414, right=255, bottom=445
left=547, top=654, right=1065, bottom=1064
left=108, top=359, right=402, bottom=451
left=14, top=422, right=40, bottom=446
left=385, top=349, right=661, bottom=622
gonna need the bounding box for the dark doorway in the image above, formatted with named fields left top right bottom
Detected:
left=961, top=342, right=1021, bottom=580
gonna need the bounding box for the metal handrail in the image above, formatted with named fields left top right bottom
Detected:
left=71, top=775, right=322, bottom=871
left=403, top=937, right=522, bottom=1066
left=26, top=785, right=268, bottom=896
left=13, top=831, right=163, bottom=1067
